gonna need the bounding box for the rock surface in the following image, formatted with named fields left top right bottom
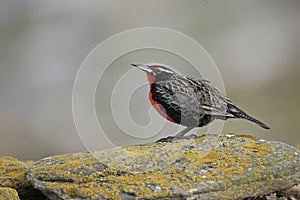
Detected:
left=0, top=187, right=20, bottom=200
left=0, top=156, right=47, bottom=200
left=26, top=134, right=300, bottom=200
left=0, top=156, right=28, bottom=189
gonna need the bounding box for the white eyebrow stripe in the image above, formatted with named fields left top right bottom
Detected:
left=143, top=63, right=177, bottom=73
left=159, top=68, right=173, bottom=73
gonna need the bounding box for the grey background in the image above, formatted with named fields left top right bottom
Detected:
left=0, top=1, right=299, bottom=160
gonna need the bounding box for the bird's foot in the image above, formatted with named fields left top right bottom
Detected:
left=156, top=136, right=176, bottom=143
left=156, top=134, right=198, bottom=143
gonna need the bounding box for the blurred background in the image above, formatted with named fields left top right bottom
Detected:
left=0, top=0, right=299, bottom=160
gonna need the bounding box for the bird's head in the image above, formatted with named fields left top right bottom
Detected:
left=132, top=63, right=177, bottom=84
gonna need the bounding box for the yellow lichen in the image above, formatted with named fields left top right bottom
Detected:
left=29, top=134, right=284, bottom=199
left=0, top=156, right=27, bottom=188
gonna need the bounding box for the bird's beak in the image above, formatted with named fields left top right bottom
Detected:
left=131, top=64, right=153, bottom=74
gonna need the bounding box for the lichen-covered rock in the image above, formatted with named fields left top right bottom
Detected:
left=275, top=184, right=300, bottom=200
left=0, top=156, right=47, bottom=200
left=0, top=187, right=20, bottom=200
left=0, top=156, right=27, bottom=189
left=26, top=134, right=300, bottom=200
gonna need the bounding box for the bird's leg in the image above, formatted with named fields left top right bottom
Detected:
left=156, top=127, right=195, bottom=142
left=174, top=126, right=194, bottom=138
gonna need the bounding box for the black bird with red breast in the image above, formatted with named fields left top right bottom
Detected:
left=132, top=63, right=270, bottom=139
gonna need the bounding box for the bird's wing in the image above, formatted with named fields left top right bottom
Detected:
left=152, top=80, right=231, bottom=119
left=188, top=77, right=233, bottom=118
left=151, top=81, right=205, bottom=126
left=176, top=91, right=235, bottom=117
left=199, top=104, right=234, bottom=118
left=192, top=77, right=211, bottom=84
left=173, top=91, right=234, bottom=121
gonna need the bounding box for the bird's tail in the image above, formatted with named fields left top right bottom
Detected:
left=227, top=104, right=270, bottom=129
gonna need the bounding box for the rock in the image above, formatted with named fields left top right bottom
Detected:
left=276, top=184, right=300, bottom=200
left=0, top=156, right=47, bottom=200
left=296, top=144, right=300, bottom=151
left=26, top=134, right=300, bottom=200
left=24, top=161, right=35, bottom=168
left=0, top=187, right=20, bottom=200
left=0, top=156, right=27, bottom=189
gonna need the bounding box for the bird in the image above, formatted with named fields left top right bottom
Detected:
left=132, top=63, right=270, bottom=140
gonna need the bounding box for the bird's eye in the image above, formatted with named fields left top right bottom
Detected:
left=155, top=69, right=162, bottom=74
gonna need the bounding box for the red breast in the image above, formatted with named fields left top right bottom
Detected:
left=146, top=73, right=176, bottom=123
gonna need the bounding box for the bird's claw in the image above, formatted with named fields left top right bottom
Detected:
left=183, top=134, right=198, bottom=139
left=156, top=136, right=176, bottom=143
left=156, top=134, right=198, bottom=143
